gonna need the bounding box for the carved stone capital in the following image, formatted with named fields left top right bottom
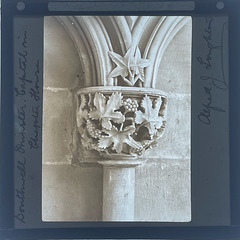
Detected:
left=77, top=86, right=167, bottom=160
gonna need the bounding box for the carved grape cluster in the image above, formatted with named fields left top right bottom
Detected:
left=123, top=98, right=138, bottom=112
left=86, top=119, right=102, bottom=139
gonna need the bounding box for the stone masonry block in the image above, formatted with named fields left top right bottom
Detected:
left=42, top=164, right=103, bottom=221
left=156, top=23, right=192, bottom=94
left=42, top=89, right=75, bottom=164
left=135, top=158, right=191, bottom=221
left=142, top=94, right=191, bottom=160
left=44, top=17, right=84, bottom=89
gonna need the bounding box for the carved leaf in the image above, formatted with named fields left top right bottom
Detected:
left=108, top=46, right=151, bottom=86
left=88, top=92, right=125, bottom=130
left=80, top=128, right=93, bottom=149
left=98, top=125, right=141, bottom=153
left=135, top=95, right=163, bottom=135
left=108, top=50, right=129, bottom=79
left=77, top=94, right=88, bottom=133
left=130, top=47, right=151, bottom=83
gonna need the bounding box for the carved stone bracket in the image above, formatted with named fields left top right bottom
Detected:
left=77, top=86, right=167, bottom=159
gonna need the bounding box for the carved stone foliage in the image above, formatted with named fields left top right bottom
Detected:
left=77, top=87, right=167, bottom=158
left=108, top=46, right=151, bottom=87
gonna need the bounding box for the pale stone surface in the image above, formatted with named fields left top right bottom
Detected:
left=44, top=17, right=84, bottom=88
left=156, top=22, right=192, bottom=94
left=135, top=158, right=191, bottom=222
left=42, top=164, right=103, bottom=221
left=42, top=89, right=76, bottom=164
left=102, top=166, right=135, bottom=221
left=42, top=158, right=190, bottom=222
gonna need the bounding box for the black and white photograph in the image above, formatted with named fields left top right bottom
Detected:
left=42, top=15, right=192, bottom=222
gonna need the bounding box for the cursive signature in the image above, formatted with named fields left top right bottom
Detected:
left=15, top=31, right=32, bottom=97
left=29, top=59, right=40, bottom=101
left=15, top=157, right=26, bottom=224
left=28, top=106, right=40, bottom=149
left=15, top=103, right=27, bottom=153
left=200, top=74, right=228, bottom=91
left=198, top=84, right=225, bottom=124
left=197, top=17, right=222, bottom=70
left=197, top=17, right=228, bottom=125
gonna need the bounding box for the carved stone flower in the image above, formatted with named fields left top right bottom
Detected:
left=108, top=46, right=151, bottom=86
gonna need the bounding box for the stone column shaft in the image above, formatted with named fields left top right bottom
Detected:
left=102, top=166, right=135, bottom=221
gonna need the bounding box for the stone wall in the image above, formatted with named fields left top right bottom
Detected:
left=42, top=16, right=191, bottom=221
